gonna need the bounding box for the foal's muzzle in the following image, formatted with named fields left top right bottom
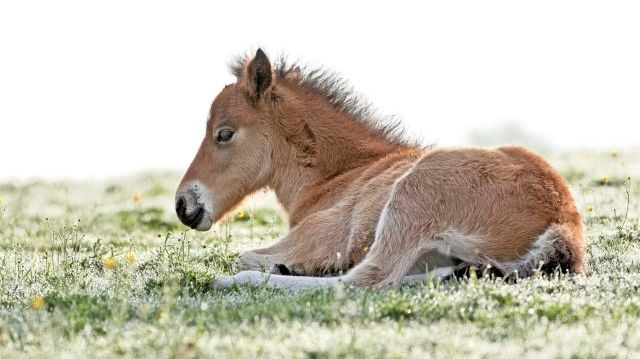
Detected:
left=176, top=196, right=205, bottom=229
left=175, top=181, right=213, bottom=231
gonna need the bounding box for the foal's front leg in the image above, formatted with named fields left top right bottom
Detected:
left=230, top=209, right=352, bottom=274
left=235, top=243, right=288, bottom=272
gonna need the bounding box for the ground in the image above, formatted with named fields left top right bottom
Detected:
left=0, top=150, right=639, bottom=358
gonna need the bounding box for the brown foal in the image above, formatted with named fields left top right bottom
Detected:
left=175, top=49, right=585, bottom=290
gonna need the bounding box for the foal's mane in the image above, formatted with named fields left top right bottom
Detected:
left=230, top=54, right=419, bottom=147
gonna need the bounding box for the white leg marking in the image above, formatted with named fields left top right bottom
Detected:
left=213, top=271, right=342, bottom=291
left=214, top=266, right=456, bottom=291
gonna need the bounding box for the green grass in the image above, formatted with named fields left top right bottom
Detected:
left=1, top=151, right=639, bottom=358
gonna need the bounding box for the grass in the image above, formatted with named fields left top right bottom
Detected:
left=0, top=150, right=639, bottom=358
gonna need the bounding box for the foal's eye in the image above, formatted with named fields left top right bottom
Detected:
left=216, top=128, right=235, bottom=143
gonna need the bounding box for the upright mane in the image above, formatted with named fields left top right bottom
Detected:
left=229, top=53, right=420, bottom=147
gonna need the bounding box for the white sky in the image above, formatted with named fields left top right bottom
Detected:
left=1, top=1, right=639, bottom=179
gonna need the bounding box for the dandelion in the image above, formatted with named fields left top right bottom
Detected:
left=31, top=295, right=45, bottom=310
left=235, top=210, right=246, bottom=219
left=103, top=256, right=118, bottom=269
left=601, top=175, right=609, bottom=184
left=126, top=251, right=136, bottom=263
left=133, top=193, right=142, bottom=204
left=587, top=204, right=593, bottom=213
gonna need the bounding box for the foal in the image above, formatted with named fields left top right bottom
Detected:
left=175, top=49, right=586, bottom=290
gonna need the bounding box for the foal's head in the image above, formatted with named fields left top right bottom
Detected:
left=175, top=49, right=281, bottom=230
left=175, top=49, right=412, bottom=230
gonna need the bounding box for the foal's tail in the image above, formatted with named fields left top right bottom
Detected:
left=493, top=222, right=587, bottom=277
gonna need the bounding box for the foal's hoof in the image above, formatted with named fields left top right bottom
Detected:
left=270, top=263, right=292, bottom=275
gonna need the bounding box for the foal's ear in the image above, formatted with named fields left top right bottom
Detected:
left=244, top=48, right=273, bottom=101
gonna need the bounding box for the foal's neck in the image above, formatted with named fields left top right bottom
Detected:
left=268, top=85, right=409, bottom=213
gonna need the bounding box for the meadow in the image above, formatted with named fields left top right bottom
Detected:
left=0, top=150, right=639, bottom=358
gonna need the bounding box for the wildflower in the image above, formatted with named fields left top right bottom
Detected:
left=31, top=295, right=45, bottom=310
left=126, top=251, right=136, bottom=263
left=103, top=256, right=118, bottom=269
left=235, top=210, right=246, bottom=219
left=587, top=204, right=593, bottom=213
left=601, top=175, right=609, bottom=184
left=133, top=193, right=142, bottom=204
left=0, top=195, right=4, bottom=204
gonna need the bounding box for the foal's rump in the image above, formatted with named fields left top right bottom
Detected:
left=403, top=145, right=585, bottom=275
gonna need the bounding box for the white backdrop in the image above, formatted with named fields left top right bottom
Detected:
left=1, top=1, right=639, bottom=179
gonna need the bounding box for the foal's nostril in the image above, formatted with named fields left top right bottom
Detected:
left=176, top=197, right=187, bottom=220
left=186, top=206, right=205, bottom=229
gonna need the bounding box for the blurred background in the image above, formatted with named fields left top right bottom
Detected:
left=1, top=0, right=638, bottom=180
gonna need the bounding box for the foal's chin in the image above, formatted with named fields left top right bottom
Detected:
left=194, top=216, right=214, bottom=231
left=192, top=212, right=217, bottom=232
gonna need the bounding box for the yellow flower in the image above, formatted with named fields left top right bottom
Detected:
left=126, top=251, right=136, bottom=263
left=235, top=210, right=246, bottom=219
left=133, top=193, right=142, bottom=204
left=31, top=295, right=45, bottom=310
left=103, top=256, right=118, bottom=269
left=0, top=195, right=4, bottom=204
left=587, top=204, right=593, bottom=213
left=601, top=175, right=609, bottom=184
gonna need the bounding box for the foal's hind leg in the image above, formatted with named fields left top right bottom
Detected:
left=342, top=228, right=434, bottom=288
left=342, top=176, right=443, bottom=288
